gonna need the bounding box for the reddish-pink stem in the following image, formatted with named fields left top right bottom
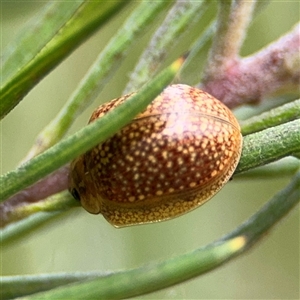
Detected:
left=201, top=23, right=300, bottom=108
left=0, top=165, right=69, bottom=227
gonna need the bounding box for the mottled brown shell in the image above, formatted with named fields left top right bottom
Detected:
left=69, top=84, right=242, bottom=227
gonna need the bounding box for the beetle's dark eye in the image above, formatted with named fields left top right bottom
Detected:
left=71, top=188, right=81, bottom=201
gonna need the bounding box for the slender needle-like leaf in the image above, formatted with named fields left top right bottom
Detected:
left=124, top=0, right=208, bottom=93
left=240, top=99, right=300, bottom=135
left=22, top=0, right=173, bottom=161
left=237, top=119, right=300, bottom=173
left=0, top=1, right=130, bottom=119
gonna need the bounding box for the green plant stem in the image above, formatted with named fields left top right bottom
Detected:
left=4, top=169, right=299, bottom=299
left=2, top=2, right=83, bottom=82
left=179, top=20, right=216, bottom=84
left=225, top=0, right=256, bottom=57
left=240, top=99, right=300, bottom=135
left=22, top=0, right=172, bottom=161
left=9, top=237, right=247, bottom=300
left=204, top=0, right=255, bottom=77
left=0, top=1, right=130, bottom=119
left=0, top=211, right=68, bottom=246
left=236, top=119, right=300, bottom=173
left=0, top=57, right=184, bottom=202
left=223, top=169, right=300, bottom=247
left=0, top=272, right=105, bottom=300
left=123, top=0, right=208, bottom=94
left=0, top=191, right=78, bottom=228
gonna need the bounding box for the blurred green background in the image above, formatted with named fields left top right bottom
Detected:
left=1, top=1, right=299, bottom=299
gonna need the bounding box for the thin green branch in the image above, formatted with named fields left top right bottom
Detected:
left=1, top=272, right=105, bottom=300
left=2, top=2, right=83, bottom=82
left=0, top=211, right=67, bottom=246
left=5, top=169, right=299, bottom=299
left=225, top=0, right=256, bottom=57
left=240, top=99, right=300, bottom=135
left=237, top=119, right=300, bottom=173
left=179, top=20, right=216, bottom=85
left=0, top=57, right=185, bottom=202
left=0, top=1, right=131, bottom=119
left=0, top=191, right=78, bottom=228
left=204, top=0, right=256, bottom=78
left=8, top=238, right=247, bottom=300
left=22, top=0, right=172, bottom=162
left=223, top=169, right=300, bottom=246
left=123, top=0, right=208, bottom=94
